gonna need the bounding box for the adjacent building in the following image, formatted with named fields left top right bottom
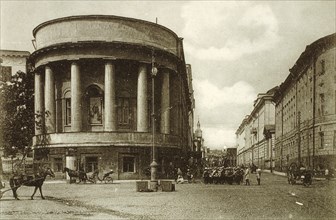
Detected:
left=236, top=88, right=276, bottom=170
left=236, top=33, right=336, bottom=172
left=0, top=50, right=30, bottom=82
left=29, top=15, right=194, bottom=180
left=273, top=33, right=336, bottom=172
left=0, top=50, right=31, bottom=175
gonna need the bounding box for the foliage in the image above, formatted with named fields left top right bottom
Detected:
left=0, top=70, right=34, bottom=157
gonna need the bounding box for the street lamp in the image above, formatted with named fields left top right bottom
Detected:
left=150, top=50, right=158, bottom=190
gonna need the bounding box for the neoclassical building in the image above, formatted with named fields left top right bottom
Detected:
left=273, top=33, right=336, bottom=171
left=235, top=88, right=276, bottom=169
left=29, top=15, right=194, bottom=179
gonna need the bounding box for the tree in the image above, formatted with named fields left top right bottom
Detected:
left=0, top=70, right=34, bottom=157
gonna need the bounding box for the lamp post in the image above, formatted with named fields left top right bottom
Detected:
left=150, top=51, right=158, bottom=190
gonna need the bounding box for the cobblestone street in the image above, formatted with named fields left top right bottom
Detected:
left=1, top=173, right=335, bottom=219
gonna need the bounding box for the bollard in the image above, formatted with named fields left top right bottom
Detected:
left=136, top=181, right=148, bottom=192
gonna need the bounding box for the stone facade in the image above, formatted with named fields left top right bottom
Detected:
left=29, top=15, right=193, bottom=180
left=0, top=50, right=30, bottom=81
left=274, top=33, right=336, bottom=172
left=236, top=88, right=276, bottom=169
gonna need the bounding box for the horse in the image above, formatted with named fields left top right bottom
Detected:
left=63, top=167, right=88, bottom=184
left=9, top=167, right=55, bottom=200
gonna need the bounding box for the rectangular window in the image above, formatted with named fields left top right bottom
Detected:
left=319, top=132, right=324, bottom=149
left=54, top=158, right=63, bottom=172
left=334, top=131, right=336, bottom=149
left=0, top=66, right=12, bottom=82
left=85, top=156, right=98, bottom=172
left=320, top=59, right=325, bottom=75
left=123, top=156, right=135, bottom=172
left=65, top=98, right=71, bottom=125
left=320, top=94, right=325, bottom=116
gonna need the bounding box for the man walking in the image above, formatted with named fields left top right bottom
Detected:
left=256, top=168, right=261, bottom=185
left=245, top=167, right=250, bottom=185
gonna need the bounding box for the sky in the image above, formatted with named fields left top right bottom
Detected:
left=1, top=1, right=335, bottom=149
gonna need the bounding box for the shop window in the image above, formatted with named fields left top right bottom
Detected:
left=53, top=158, right=63, bottom=172
left=86, top=156, right=98, bottom=172
left=123, top=156, right=135, bottom=172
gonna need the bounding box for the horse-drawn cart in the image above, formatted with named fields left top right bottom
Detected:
left=287, top=163, right=313, bottom=186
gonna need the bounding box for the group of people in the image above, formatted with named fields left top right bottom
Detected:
left=243, top=166, right=262, bottom=186
left=174, top=165, right=263, bottom=186
left=201, top=165, right=262, bottom=186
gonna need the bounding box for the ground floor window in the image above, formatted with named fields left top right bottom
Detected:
left=86, top=156, right=98, bottom=172
left=123, top=156, right=135, bottom=172
left=53, top=158, right=63, bottom=172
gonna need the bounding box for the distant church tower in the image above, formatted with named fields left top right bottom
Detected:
left=193, top=119, right=205, bottom=159
left=195, top=120, right=202, bottom=141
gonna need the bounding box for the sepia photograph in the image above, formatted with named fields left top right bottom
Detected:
left=0, top=0, right=335, bottom=219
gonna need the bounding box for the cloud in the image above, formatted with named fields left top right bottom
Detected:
left=181, top=2, right=279, bottom=61
left=193, top=79, right=256, bottom=147
left=194, top=79, right=256, bottom=110
left=202, top=126, right=237, bottom=149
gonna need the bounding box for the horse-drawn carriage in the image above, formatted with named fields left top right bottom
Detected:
left=63, top=167, right=114, bottom=184
left=287, top=163, right=313, bottom=186
left=0, top=165, right=55, bottom=200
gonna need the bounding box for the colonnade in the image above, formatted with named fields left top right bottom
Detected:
left=34, top=61, right=171, bottom=135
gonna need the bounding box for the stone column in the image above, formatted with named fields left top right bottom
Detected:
left=137, top=64, right=148, bottom=132
left=34, top=72, right=44, bottom=135
left=104, top=62, right=116, bottom=131
left=65, top=156, right=77, bottom=180
left=44, top=66, right=56, bottom=133
left=71, top=62, right=82, bottom=132
left=160, top=70, right=170, bottom=134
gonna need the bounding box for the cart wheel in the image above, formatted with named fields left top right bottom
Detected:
left=0, top=191, right=3, bottom=199
left=104, top=177, right=113, bottom=184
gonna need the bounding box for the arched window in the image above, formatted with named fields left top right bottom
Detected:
left=86, top=85, right=103, bottom=125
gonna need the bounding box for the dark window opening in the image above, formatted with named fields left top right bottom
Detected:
left=319, top=132, right=324, bottom=149
left=86, top=156, right=98, bottom=172
left=123, top=157, right=135, bottom=172
left=0, top=66, right=12, bottom=82
left=87, top=86, right=103, bottom=124
left=54, top=158, right=63, bottom=172
left=65, top=98, right=71, bottom=125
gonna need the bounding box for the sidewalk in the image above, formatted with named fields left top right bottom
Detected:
left=262, top=169, right=332, bottom=181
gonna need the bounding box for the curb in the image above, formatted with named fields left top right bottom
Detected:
left=262, top=169, right=332, bottom=181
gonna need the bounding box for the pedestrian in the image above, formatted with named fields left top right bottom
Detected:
left=176, top=168, right=183, bottom=184
left=256, top=168, right=261, bottom=185
left=325, top=168, right=330, bottom=180
left=245, top=167, right=250, bottom=185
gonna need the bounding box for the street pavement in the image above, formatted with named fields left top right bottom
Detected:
left=0, top=172, right=335, bottom=219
